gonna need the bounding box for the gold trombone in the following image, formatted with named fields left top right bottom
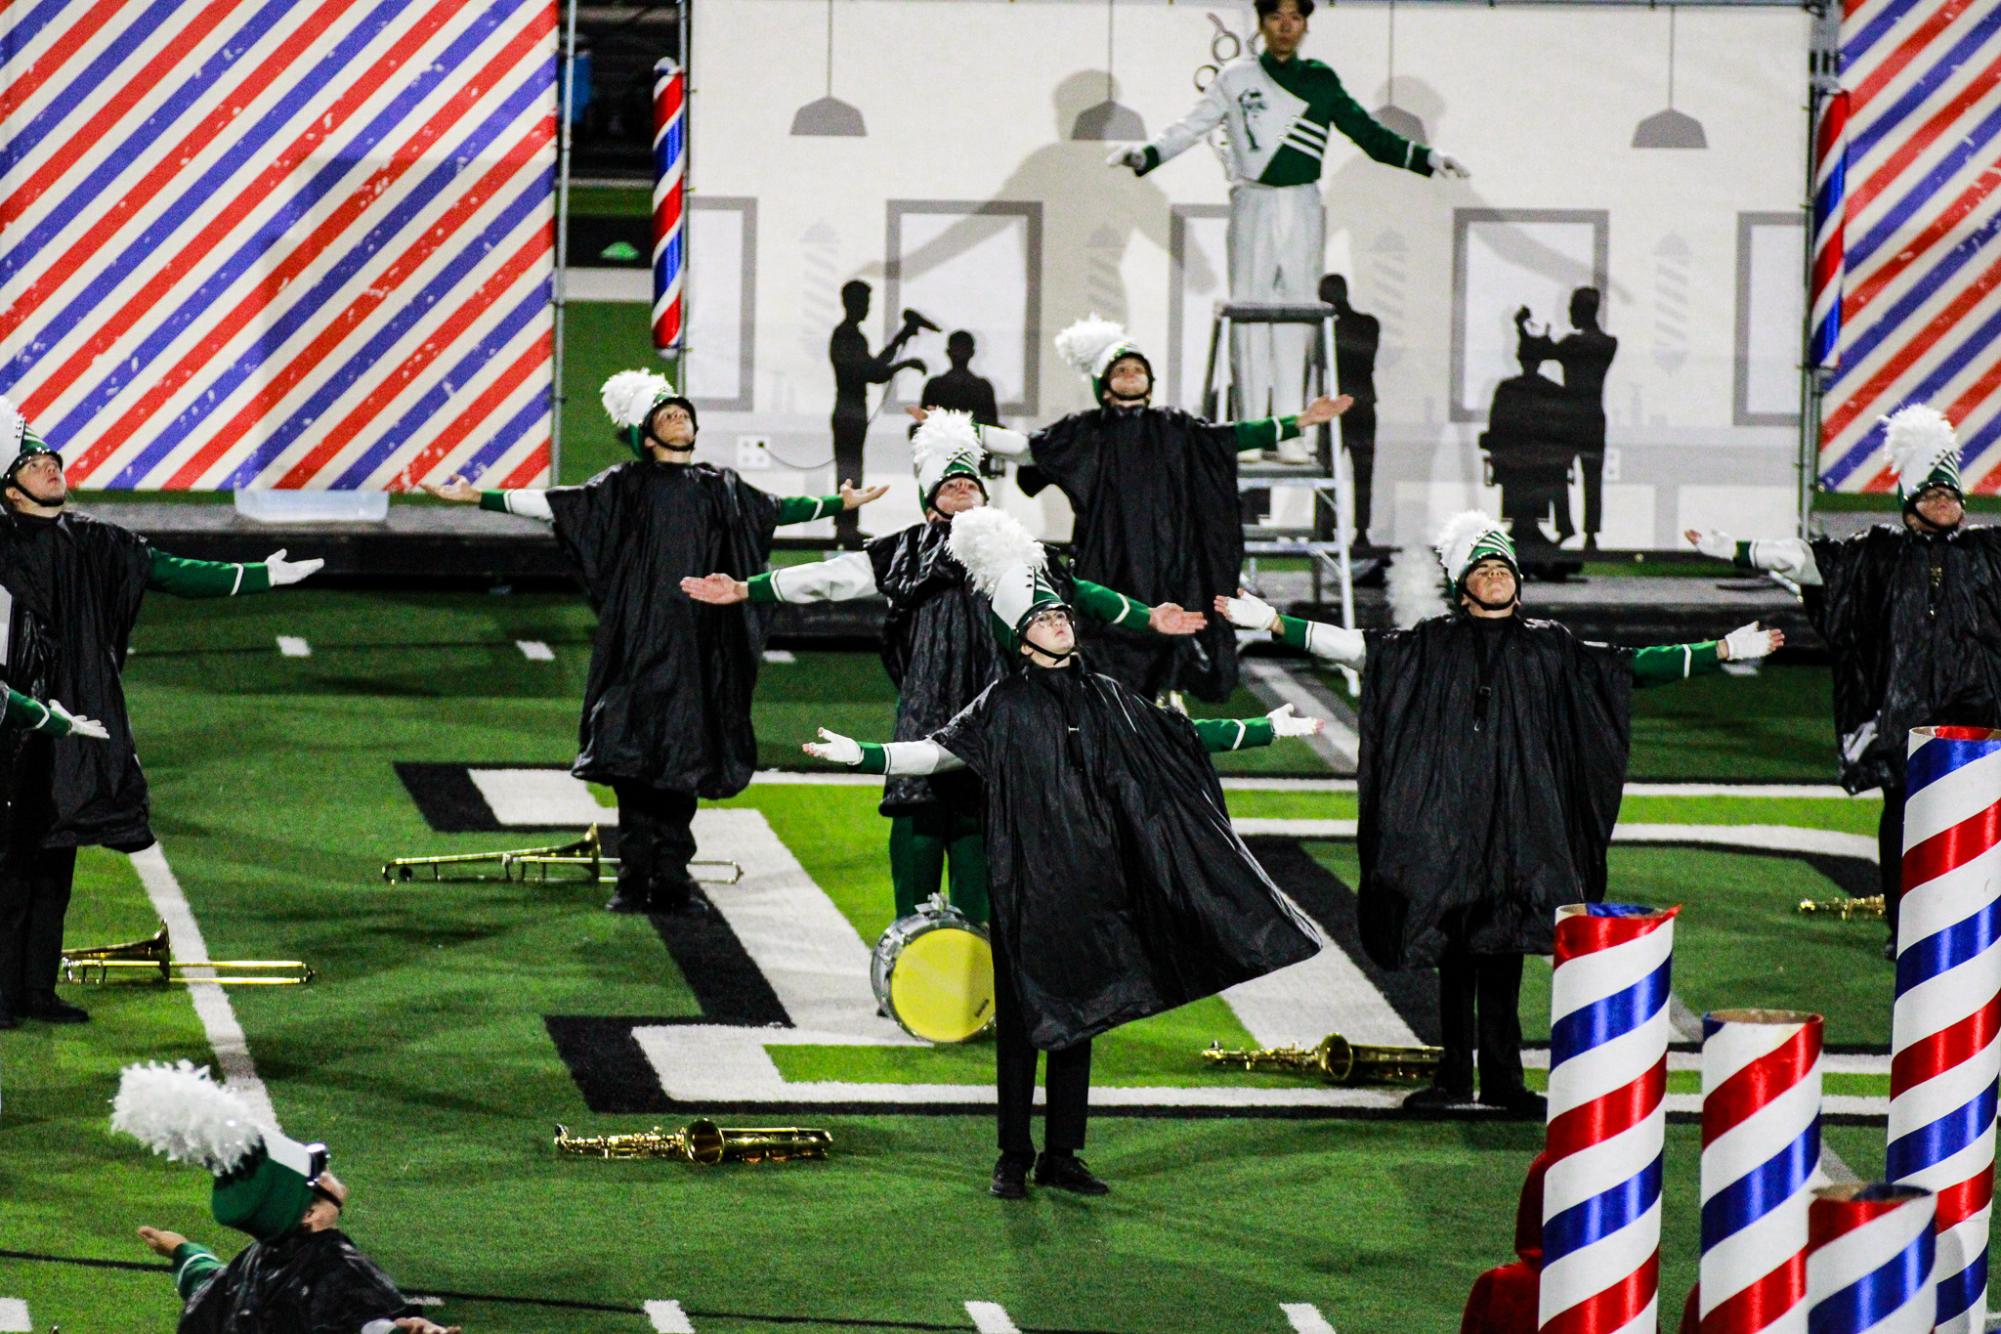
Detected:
left=553, top=1121, right=831, bottom=1165
left=381, top=824, right=742, bottom=887
left=1202, top=1034, right=1443, bottom=1086
left=61, top=924, right=314, bottom=986
left=1796, top=894, right=1887, bottom=920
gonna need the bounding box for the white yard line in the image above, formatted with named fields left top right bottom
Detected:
left=275, top=636, right=312, bottom=658
left=1241, top=658, right=1358, bottom=771
left=129, top=844, right=278, bottom=1131
left=0, top=1299, right=30, bottom=1332
left=644, top=1299, right=696, bottom=1332
left=761, top=649, right=796, bottom=664
left=1281, top=1303, right=1338, bottom=1334
left=515, top=639, right=555, bottom=661
left=965, top=1301, right=1022, bottom=1333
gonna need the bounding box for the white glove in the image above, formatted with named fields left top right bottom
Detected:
left=803, top=727, right=863, bottom=766
left=1428, top=149, right=1470, bottom=181
left=1265, top=703, right=1324, bottom=738
left=1689, top=529, right=1736, bottom=561
left=264, top=549, right=325, bottom=587
left=1218, top=590, right=1279, bottom=631
left=47, top=699, right=108, bottom=740
left=1104, top=144, right=1147, bottom=171
left=1722, top=622, right=1780, bottom=663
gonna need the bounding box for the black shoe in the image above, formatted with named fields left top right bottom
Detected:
left=1033, top=1152, right=1109, bottom=1196
left=604, top=891, right=652, bottom=914
left=25, top=993, right=87, bottom=1024
left=1478, top=1086, right=1547, bottom=1120
left=990, top=1153, right=1031, bottom=1199
left=1403, top=1083, right=1474, bottom=1114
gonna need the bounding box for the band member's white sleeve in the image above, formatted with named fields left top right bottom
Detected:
left=502, top=489, right=555, bottom=523
left=769, top=552, right=878, bottom=603
left=976, top=425, right=1032, bottom=460
left=882, top=740, right=967, bottom=776
left=1145, top=80, right=1230, bottom=168
left=1304, top=622, right=1367, bottom=667
left=1746, top=538, right=1822, bottom=587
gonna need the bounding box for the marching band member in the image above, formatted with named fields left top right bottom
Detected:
left=803, top=507, right=1324, bottom=1198
left=1218, top=513, right=1780, bottom=1117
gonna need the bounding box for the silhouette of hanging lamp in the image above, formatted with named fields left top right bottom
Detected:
left=1632, top=6, right=1707, bottom=149
left=792, top=0, right=865, bottom=136
left=1372, top=0, right=1427, bottom=144
left=1071, top=0, right=1146, bottom=140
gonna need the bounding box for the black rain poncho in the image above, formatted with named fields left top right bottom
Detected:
left=865, top=520, right=1080, bottom=816
left=1356, top=615, right=1631, bottom=967
left=933, top=663, right=1319, bottom=1049
left=547, top=461, right=780, bottom=799
left=1805, top=525, right=2001, bottom=793
left=1021, top=406, right=1244, bottom=702
left=176, top=1228, right=415, bottom=1334
left=0, top=511, right=155, bottom=851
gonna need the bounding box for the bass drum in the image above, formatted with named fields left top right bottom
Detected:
left=870, top=898, right=996, bottom=1044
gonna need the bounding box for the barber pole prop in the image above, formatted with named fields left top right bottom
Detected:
left=1809, top=88, right=1849, bottom=374
left=1805, top=1183, right=1936, bottom=1334
left=1689, top=1010, right=1823, bottom=1333
left=652, top=58, right=688, bottom=356
left=1887, top=725, right=2001, bottom=1333
left=1540, top=903, right=1679, bottom=1334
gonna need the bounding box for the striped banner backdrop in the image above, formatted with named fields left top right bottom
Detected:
left=1811, top=89, right=1850, bottom=374
left=0, top=0, right=559, bottom=491
left=651, top=57, right=686, bottom=357
left=1814, top=0, right=2001, bottom=493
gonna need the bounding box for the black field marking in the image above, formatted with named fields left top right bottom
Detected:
left=545, top=1015, right=679, bottom=1113
left=648, top=890, right=789, bottom=1026
left=1242, top=835, right=1441, bottom=1045
left=393, top=762, right=505, bottom=833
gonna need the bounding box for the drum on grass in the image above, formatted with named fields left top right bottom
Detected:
left=870, top=897, right=995, bottom=1043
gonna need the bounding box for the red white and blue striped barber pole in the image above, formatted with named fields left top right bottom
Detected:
left=651, top=57, right=687, bottom=356
left=1888, top=725, right=2001, bottom=1333
left=1693, top=1010, right=1824, bottom=1333
left=1805, top=1183, right=1936, bottom=1334
left=1810, top=88, right=1850, bottom=374
left=1540, top=903, right=1678, bottom=1334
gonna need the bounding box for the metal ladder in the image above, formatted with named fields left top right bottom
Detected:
left=1200, top=299, right=1356, bottom=662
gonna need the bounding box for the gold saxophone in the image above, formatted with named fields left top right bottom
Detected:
left=1796, top=894, right=1887, bottom=920
left=1202, top=1034, right=1442, bottom=1085
left=60, top=924, right=314, bottom=986
left=383, top=824, right=741, bottom=887
left=552, top=1120, right=831, bottom=1165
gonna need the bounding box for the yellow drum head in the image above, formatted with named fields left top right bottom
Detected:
left=887, top=927, right=995, bottom=1044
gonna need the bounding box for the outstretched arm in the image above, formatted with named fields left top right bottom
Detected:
left=1686, top=529, right=1822, bottom=587
left=1115, top=79, right=1229, bottom=176
left=778, top=480, right=889, bottom=525
left=906, top=407, right=1037, bottom=461
left=1214, top=395, right=1351, bottom=453
left=1214, top=589, right=1366, bottom=668
left=3, top=688, right=108, bottom=738
left=146, top=548, right=321, bottom=598
left=1630, top=622, right=1783, bottom=688
left=1072, top=578, right=1206, bottom=636
left=682, top=552, right=879, bottom=606
left=1192, top=704, right=1324, bottom=752
left=424, top=475, right=556, bottom=523
left=801, top=728, right=968, bottom=776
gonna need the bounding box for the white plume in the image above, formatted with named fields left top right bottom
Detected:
left=110, top=1061, right=266, bottom=1175
left=1433, top=509, right=1500, bottom=576
left=1054, top=315, right=1131, bottom=377
left=600, top=370, right=674, bottom=429
left=911, top=410, right=984, bottom=478
left=0, top=395, right=24, bottom=456
left=1882, top=404, right=1958, bottom=485
left=947, top=506, right=1045, bottom=596
left=1388, top=547, right=1448, bottom=627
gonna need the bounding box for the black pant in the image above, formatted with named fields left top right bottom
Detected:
left=1343, top=402, right=1376, bottom=541
left=1577, top=449, right=1604, bottom=544
left=1880, top=784, right=1906, bottom=939
left=1437, top=947, right=1526, bottom=1097
left=830, top=413, right=868, bottom=547
left=993, top=938, right=1091, bottom=1157
left=0, top=840, right=79, bottom=1012
left=612, top=785, right=699, bottom=908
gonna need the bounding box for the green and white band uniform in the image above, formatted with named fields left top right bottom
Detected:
left=1733, top=539, right=1823, bottom=587
left=145, top=550, right=273, bottom=597
left=746, top=554, right=1161, bottom=632
left=975, top=414, right=1303, bottom=462
left=480, top=489, right=843, bottom=526
left=1268, top=612, right=1728, bottom=687
left=851, top=713, right=1282, bottom=777
left=3, top=686, right=81, bottom=736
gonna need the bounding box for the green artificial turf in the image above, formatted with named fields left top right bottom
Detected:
left=0, top=591, right=1935, bottom=1333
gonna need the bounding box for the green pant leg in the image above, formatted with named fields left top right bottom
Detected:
left=888, top=812, right=948, bottom=920
left=944, top=805, right=989, bottom=927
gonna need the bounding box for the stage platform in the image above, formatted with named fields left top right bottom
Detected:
left=90, top=498, right=1880, bottom=651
